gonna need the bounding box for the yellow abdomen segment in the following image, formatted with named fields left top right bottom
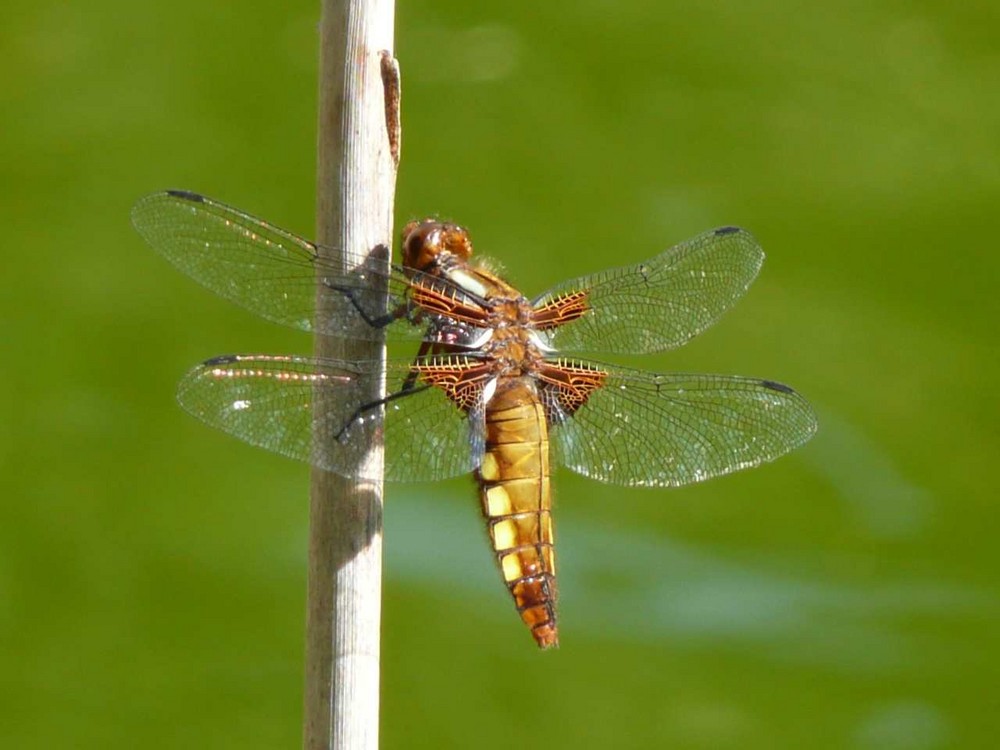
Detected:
left=476, top=380, right=558, bottom=648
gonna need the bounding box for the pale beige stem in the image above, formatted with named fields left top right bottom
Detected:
left=305, top=0, right=398, bottom=748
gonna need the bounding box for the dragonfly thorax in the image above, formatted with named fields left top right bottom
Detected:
left=477, top=297, right=547, bottom=377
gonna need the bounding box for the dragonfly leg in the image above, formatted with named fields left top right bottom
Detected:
left=334, top=382, right=431, bottom=441
left=397, top=340, right=435, bottom=394
left=322, top=279, right=410, bottom=329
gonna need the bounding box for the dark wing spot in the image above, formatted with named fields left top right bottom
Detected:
left=714, top=226, right=741, bottom=236
left=203, top=354, right=241, bottom=366
left=166, top=189, right=205, bottom=203
left=760, top=379, right=794, bottom=394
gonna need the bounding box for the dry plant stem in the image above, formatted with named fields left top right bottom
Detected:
left=305, top=0, right=397, bottom=748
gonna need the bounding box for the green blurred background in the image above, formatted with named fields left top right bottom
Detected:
left=2, top=1, right=998, bottom=747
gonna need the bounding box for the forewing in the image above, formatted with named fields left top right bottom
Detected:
left=532, top=227, right=764, bottom=355
left=131, top=191, right=420, bottom=342
left=177, top=354, right=477, bottom=482
left=544, top=362, right=817, bottom=487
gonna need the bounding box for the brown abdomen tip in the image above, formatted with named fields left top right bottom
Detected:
left=533, top=623, right=559, bottom=649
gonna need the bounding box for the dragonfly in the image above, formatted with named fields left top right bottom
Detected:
left=132, top=189, right=817, bottom=649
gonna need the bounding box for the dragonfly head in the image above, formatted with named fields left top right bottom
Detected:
left=400, top=219, right=473, bottom=273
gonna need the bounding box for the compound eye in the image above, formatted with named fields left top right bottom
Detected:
left=400, top=219, right=474, bottom=269
left=404, top=229, right=425, bottom=263
left=401, top=220, right=443, bottom=270
left=441, top=225, right=473, bottom=261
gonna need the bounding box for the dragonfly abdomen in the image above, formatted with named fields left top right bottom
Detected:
left=476, top=379, right=558, bottom=649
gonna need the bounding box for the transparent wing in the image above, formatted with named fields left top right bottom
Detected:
left=131, top=190, right=422, bottom=342
left=532, top=227, right=764, bottom=355
left=545, top=363, right=817, bottom=487
left=176, top=354, right=479, bottom=482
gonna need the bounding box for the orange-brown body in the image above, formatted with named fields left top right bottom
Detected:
left=137, top=191, right=819, bottom=652
left=402, top=219, right=567, bottom=648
